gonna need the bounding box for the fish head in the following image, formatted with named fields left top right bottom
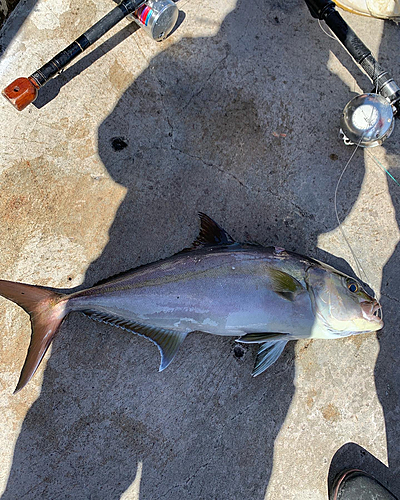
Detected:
left=305, top=264, right=383, bottom=337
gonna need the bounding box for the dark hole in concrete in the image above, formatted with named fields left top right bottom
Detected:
left=233, top=345, right=245, bottom=358
left=111, top=137, right=128, bottom=151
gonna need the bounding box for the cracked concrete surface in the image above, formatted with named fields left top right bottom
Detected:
left=1, top=0, right=400, bottom=498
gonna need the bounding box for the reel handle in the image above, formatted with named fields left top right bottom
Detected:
left=2, top=0, right=146, bottom=111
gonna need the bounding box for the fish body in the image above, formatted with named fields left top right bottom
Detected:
left=67, top=245, right=316, bottom=338
left=0, top=214, right=383, bottom=392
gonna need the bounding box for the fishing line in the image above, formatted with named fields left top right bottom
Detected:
left=317, top=18, right=380, bottom=96
left=318, top=19, right=337, bottom=41
left=334, top=144, right=384, bottom=316
left=317, top=19, right=360, bottom=95
left=334, top=138, right=369, bottom=282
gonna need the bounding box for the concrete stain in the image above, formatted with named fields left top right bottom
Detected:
left=0, top=158, right=124, bottom=268
left=349, top=333, right=370, bottom=350
left=58, top=0, right=98, bottom=38
left=108, top=59, right=134, bottom=91
left=73, top=137, right=98, bottom=160
left=306, top=388, right=317, bottom=409
left=321, top=403, right=341, bottom=422
left=2, top=194, right=30, bottom=219
left=65, top=115, right=92, bottom=140
left=297, top=339, right=313, bottom=357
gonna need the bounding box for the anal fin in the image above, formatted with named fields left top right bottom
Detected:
left=85, top=311, right=187, bottom=371
left=251, top=340, right=288, bottom=377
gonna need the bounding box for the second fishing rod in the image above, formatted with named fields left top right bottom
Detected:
left=2, top=0, right=179, bottom=111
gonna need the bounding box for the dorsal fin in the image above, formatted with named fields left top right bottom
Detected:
left=94, top=214, right=236, bottom=285
left=186, top=213, right=236, bottom=251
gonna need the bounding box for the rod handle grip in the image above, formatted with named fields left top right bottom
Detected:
left=2, top=77, right=39, bottom=111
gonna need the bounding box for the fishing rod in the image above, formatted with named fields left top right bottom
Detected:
left=305, top=0, right=400, bottom=147
left=2, top=0, right=179, bottom=111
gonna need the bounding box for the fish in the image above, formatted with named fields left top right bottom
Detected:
left=0, top=214, right=383, bottom=393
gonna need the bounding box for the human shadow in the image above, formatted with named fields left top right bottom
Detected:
left=2, top=0, right=374, bottom=498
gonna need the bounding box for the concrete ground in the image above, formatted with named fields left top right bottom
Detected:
left=1, top=0, right=400, bottom=498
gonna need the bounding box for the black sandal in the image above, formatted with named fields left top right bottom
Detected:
left=330, top=469, right=398, bottom=500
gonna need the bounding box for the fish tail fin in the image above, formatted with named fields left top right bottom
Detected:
left=0, top=280, right=68, bottom=393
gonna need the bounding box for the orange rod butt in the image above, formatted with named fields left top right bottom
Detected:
left=2, top=77, right=40, bottom=111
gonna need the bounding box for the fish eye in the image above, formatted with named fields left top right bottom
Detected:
left=347, top=280, right=359, bottom=293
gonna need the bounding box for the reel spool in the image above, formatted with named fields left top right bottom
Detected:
left=130, top=0, right=179, bottom=41
left=340, top=93, right=396, bottom=147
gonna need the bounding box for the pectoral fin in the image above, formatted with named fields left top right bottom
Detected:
left=266, top=268, right=304, bottom=301
left=86, top=312, right=187, bottom=371
left=252, top=340, right=288, bottom=377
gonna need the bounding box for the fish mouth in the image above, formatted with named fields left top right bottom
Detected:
left=361, top=300, right=384, bottom=326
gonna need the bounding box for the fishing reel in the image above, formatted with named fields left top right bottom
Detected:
left=305, top=0, right=400, bottom=147
left=2, top=0, right=179, bottom=111
left=340, top=93, right=397, bottom=147
left=129, top=0, right=179, bottom=42
left=339, top=47, right=400, bottom=147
